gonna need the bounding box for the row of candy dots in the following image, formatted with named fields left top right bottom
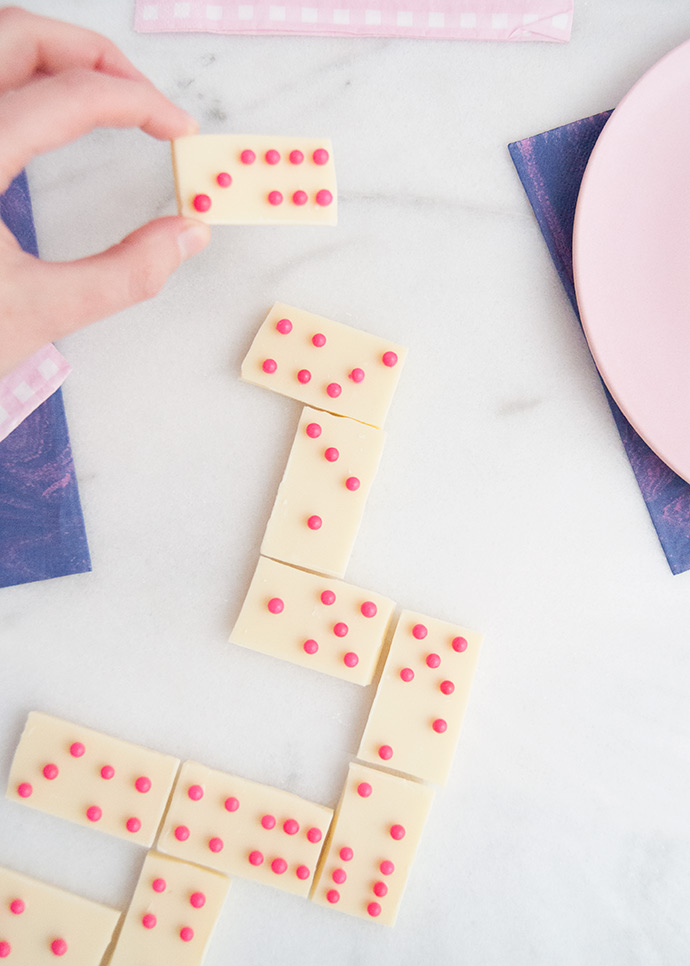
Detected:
left=238, top=147, right=330, bottom=166
left=193, top=187, right=333, bottom=212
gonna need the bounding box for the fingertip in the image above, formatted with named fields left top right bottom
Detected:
left=177, top=219, right=211, bottom=261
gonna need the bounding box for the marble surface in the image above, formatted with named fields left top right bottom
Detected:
left=2, top=2, right=690, bottom=964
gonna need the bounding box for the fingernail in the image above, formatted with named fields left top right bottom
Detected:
left=182, top=113, right=200, bottom=135
left=178, top=222, right=211, bottom=260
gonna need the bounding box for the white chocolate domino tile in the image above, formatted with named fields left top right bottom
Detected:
left=261, top=407, right=384, bottom=578
left=357, top=611, right=482, bottom=786
left=108, top=852, right=230, bottom=966
left=230, top=556, right=395, bottom=685
left=156, top=761, right=333, bottom=898
left=241, top=303, right=407, bottom=428
left=172, top=136, right=336, bottom=225
left=310, top=762, right=434, bottom=926
left=0, top=864, right=120, bottom=965
left=6, top=712, right=180, bottom=847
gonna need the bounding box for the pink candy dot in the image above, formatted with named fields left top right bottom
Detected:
left=320, top=590, right=336, bottom=605
left=343, top=652, right=359, bottom=668
left=135, top=776, right=152, bottom=794
left=373, top=881, right=388, bottom=897
left=296, top=865, right=310, bottom=880
left=265, top=149, right=281, bottom=164
left=313, top=148, right=330, bottom=165
left=180, top=927, right=194, bottom=943
left=292, top=190, right=308, bottom=206
left=262, top=358, right=277, bottom=374
left=326, top=889, right=340, bottom=904
left=307, top=515, right=322, bottom=530
left=307, top=827, right=322, bottom=843
left=333, top=622, right=348, bottom=637
left=326, top=382, right=341, bottom=398
left=345, top=477, right=360, bottom=491
left=0, top=942, right=10, bottom=958
left=268, top=190, right=283, bottom=206
left=357, top=782, right=372, bottom=798
left=142, top=913, right=157, bottom=929
left=349, top=368, right=365, bottom=383
left=17, top=783, right=32, bottom=798
left=276, top=318, right=293, bottom=334
left=100, top=765, right=114, bottom=780
left=452, top=636, right=468, bottom=653
left=289, top=150, right=304, bottom=164
left=432, top=718, right=448, bottom=734
left=412, top=623, right=428, bottom=640
left=216, top=172, right=232, bottom=187
left=312, top=333, right=326, bottom=347
left=43, top=763, right=58, bottom=780
left=400, top=668, right=414, bottom=683
left=324, top=447, right=339, bottom=462
left=316, top=189, right=333, bottom=206
left=339, top=846, right=353, bottom=861
left=126, top=817, right=142, bottom=834
left=192, top=194, right=211, bottom=213
left=426, top=653, right=441, bottom=669
left=187, top=784, right=204, bottom=801
left=240, top=149, right=256, bottom=164
left=86, top=806, right=102, bottom=823
left=303, top=639, right=319, bottom=655
left=70, top=742, right=85, bottom=758
left=174, top=825, right=190, bottom=842
left=267, top=597, right=284, bottom=614
left=378, top=745, right=393, bottom=761
left=283, top=819, right=300, bottom=835
left=249, top=850, right=264, bottom=866
left=440, top=680, right=455, bottom=695
left=297, top=369, right=311, bottom=384
left=9, top=900, right=24, bottom=915
left=380, top=860, right=395, bottom=876
left=361, top=601, right=377, bottom=618
left=51, top=939, right=68, bottom=956
left=368, top=902, right=382, bottom=918
left=152, top=878, right=166, bottom=893
left=225, top=796, right=240, bottom=812
left=190, top=892, right=206, bottom=908
left=390, top=824, right=406, bottom=840
left=208, top=837, right=224, bottom=853
left=382, top=351, right=398, bottom=367
left=261, top=814, right=276, bottom=830
left=306, top=422, right=322, bottom=438
left=332, top=868, right=347, bottom=885
left=271, top=858, right=288, bottom=875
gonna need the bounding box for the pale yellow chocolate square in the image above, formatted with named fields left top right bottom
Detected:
left=6, top=713, right=180, bottom=847
left=156, top=762, right=333, bottom=898
left=261, top=407, right=384, bottom=578
left=357, top=611, right=483, bottom=785
left=310, top=763, right=433, bottom=926
left=0, top=864, right=120, bottom=965
left=172, top=135, right=336, bottom=225
left=230, top=556, right=395, bottom=685
left=240, top=303, right=407, bottom=428
left=108, top=852, right=230, bottom=966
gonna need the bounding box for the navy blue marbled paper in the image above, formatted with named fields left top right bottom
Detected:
left=0, top=172, right=91, bottom=587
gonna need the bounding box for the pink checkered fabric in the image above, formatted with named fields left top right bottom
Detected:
left=135, top=1, right=573, bottom=42
left=0, top=346, right=71, bottom=443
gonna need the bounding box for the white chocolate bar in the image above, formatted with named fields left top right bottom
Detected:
left=261, top=407, right=384, bottom=578
left=0, top=864, right=120, bottom=965
left=156, top=761, right=333, bottom=898
left=108, top=852, right=230, bottom=966
left=310, top=762, right=433, bottom=926
left=230, top=556, right=395, bottom=685
left=6, top=712, right=180, bottom=847
left=241, top=303, right=407, bottom=428
left=172, top=135, right=337, bottom=225
left=357, top=611, right=483, bottom=785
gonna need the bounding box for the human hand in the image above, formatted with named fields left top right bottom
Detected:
left=0, top=6, right=211, bottom=378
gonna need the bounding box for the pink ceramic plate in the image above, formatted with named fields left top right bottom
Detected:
left=573, top=38, right=690, bottom=484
